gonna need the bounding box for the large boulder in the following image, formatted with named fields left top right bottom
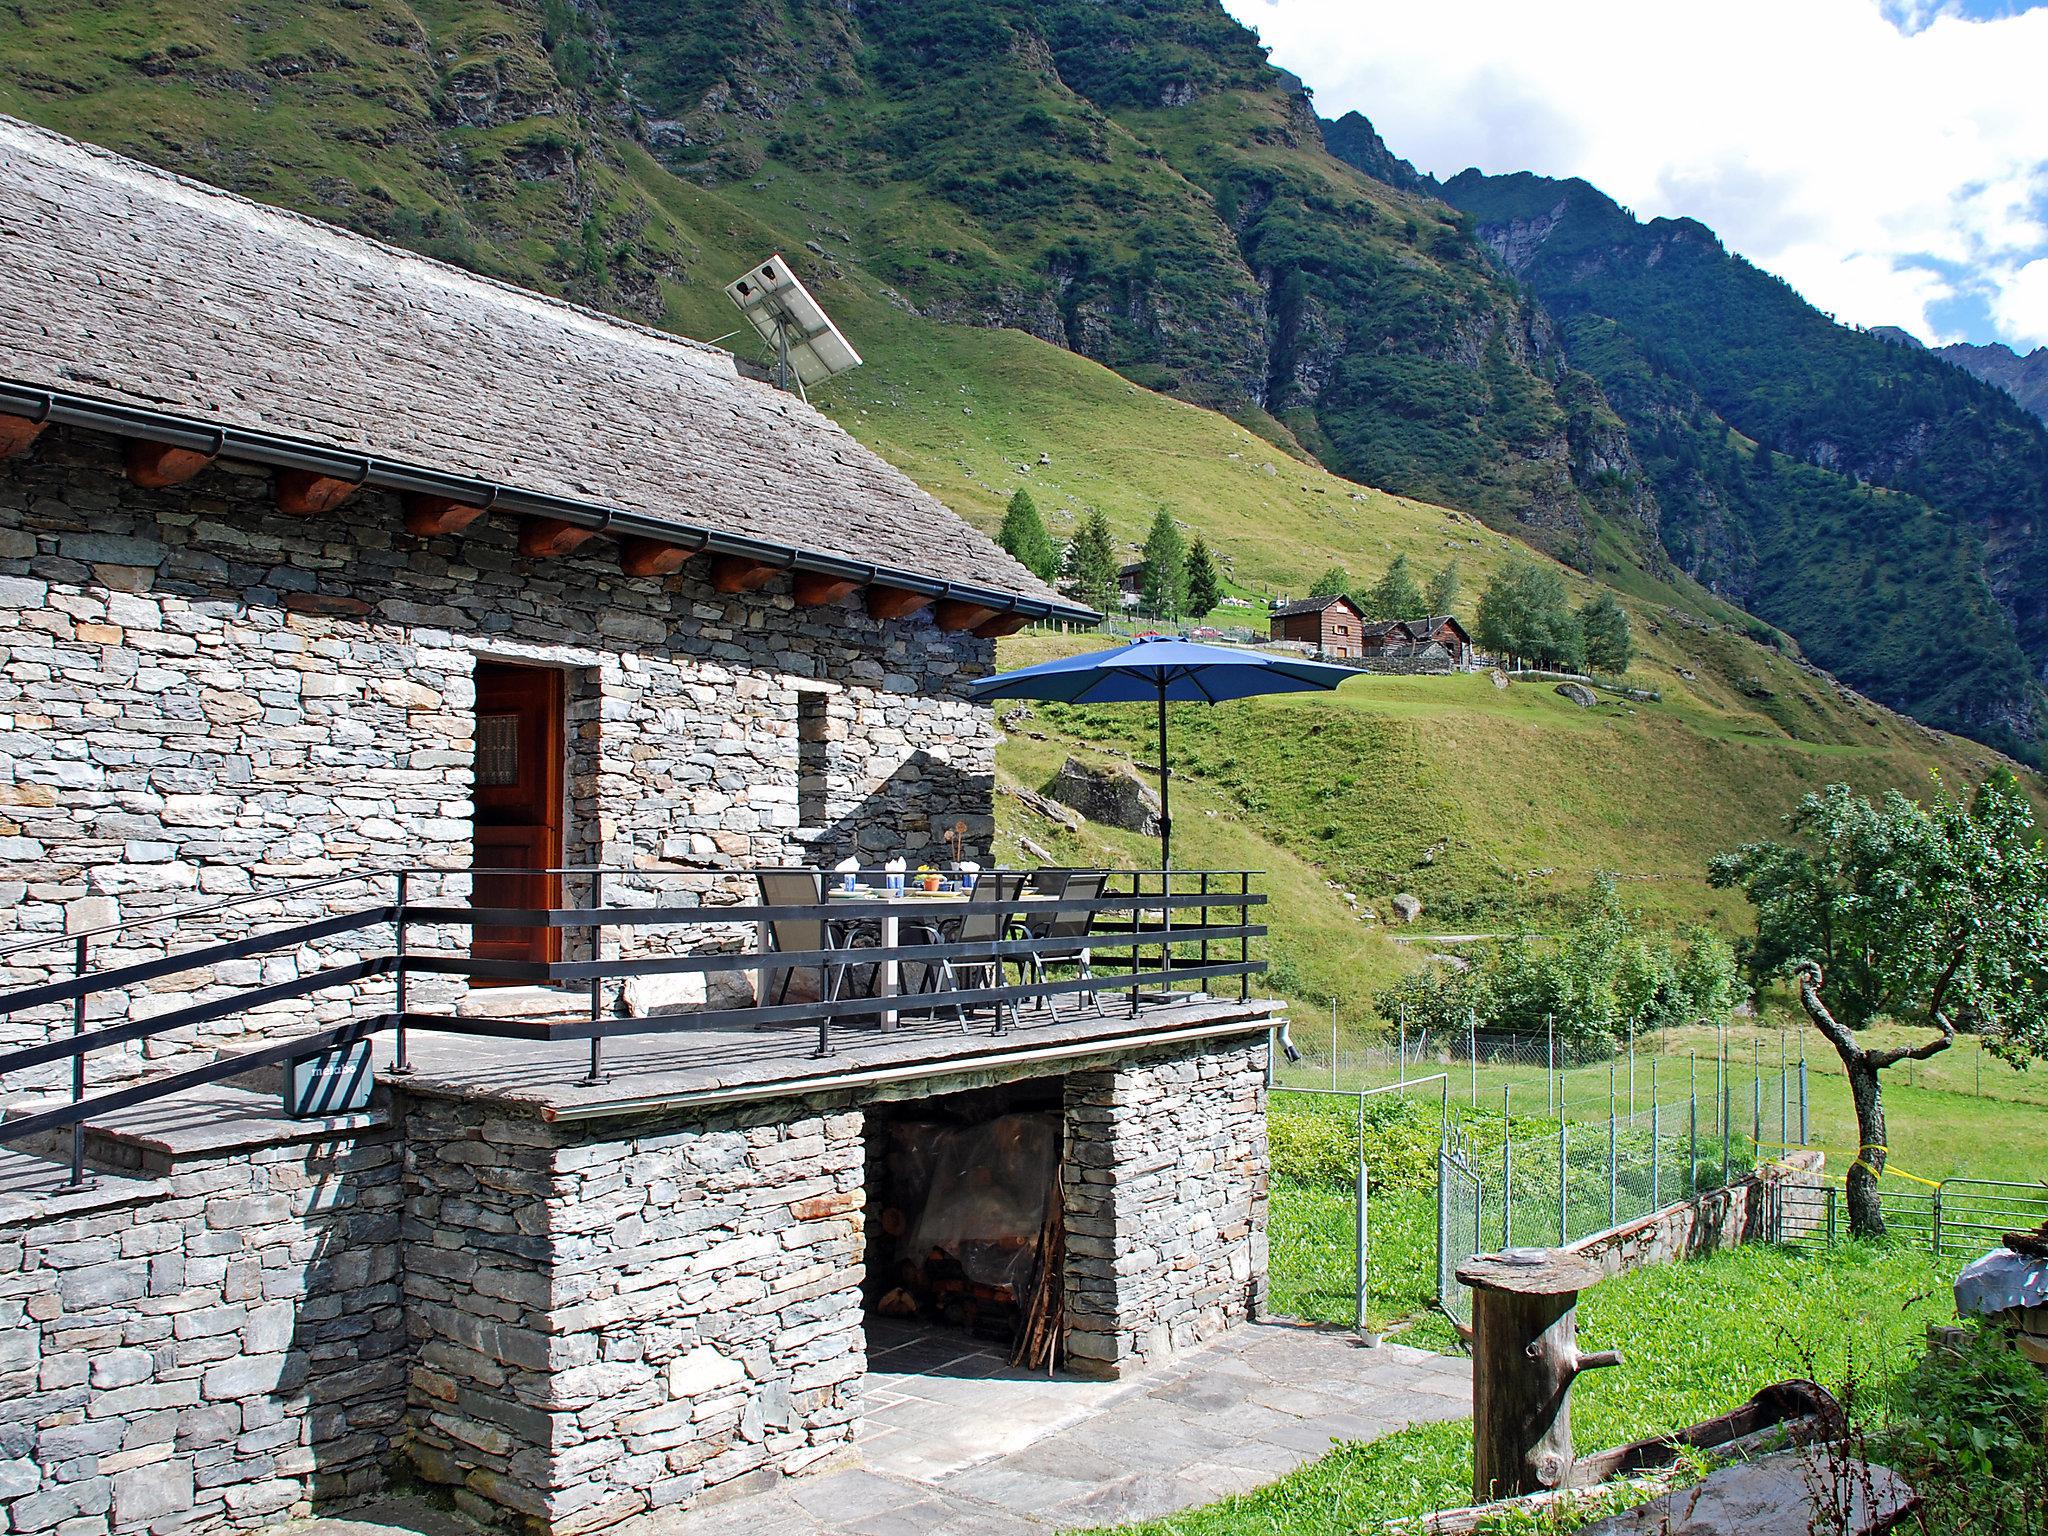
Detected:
left=1050, top=757, right=1161, bottom=835
left=1555, top=681, right=1597, bottom=708
left=1391, top=892, right=1423, bottom=924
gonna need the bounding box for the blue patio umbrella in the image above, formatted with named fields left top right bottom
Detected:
left=968, top=635, right=1361, bottom=870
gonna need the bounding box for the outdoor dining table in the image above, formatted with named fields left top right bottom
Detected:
left=752, top=885, right=1058, bottom=1028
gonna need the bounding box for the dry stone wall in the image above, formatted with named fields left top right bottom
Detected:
left=0, top=432, right=995, bottom=1085
left=402, top=1093, right=866, bottom=1532
left=0, top=1122, right=405, bottom=1536
left=1063, top=1038, right=1269, bottom=1374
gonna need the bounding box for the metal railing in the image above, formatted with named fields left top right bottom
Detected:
left=1772, top=1177, right=2048, bottom=1256
left=0, top=866, right=1267, bottom=1186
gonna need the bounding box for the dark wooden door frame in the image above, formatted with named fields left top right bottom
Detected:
left=471, top=660, right=566, bottom=968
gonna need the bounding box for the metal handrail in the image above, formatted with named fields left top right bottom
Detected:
left=0, top=869, right=1271, bottom=1177
left=0, top=868, right=390, bottom=961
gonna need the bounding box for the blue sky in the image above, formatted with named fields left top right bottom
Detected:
left=1228, top=0, right=2048, bottom=351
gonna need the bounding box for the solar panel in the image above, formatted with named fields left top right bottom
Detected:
left=724, top=256, right=863, bottom=394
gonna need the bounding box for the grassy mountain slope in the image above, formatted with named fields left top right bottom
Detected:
left=1440, top=170, right=2048, bottom=761
left=605, top=0, right=1670, bottom=568
left=0, top=0, right=2034, bottom=1021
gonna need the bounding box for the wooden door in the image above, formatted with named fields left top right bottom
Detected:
left=471, top=662, right=565, bottom=968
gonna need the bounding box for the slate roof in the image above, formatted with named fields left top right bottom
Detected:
left=0, top=117, right=1085, bottom=619
left=1269, top=594, right=1360, bottom=619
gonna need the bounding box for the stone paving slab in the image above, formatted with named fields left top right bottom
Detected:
left=286, top=1322, right=1470, bottom=1536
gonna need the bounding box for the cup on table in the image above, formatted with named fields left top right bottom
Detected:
left=886, top=871, right=904, bottom=895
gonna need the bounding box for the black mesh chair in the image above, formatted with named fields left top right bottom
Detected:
left=1011, top=870, right=1106, bottom=1020
left=756, top=870, right=874, bottom=1049
left=910, top=871, right=1028, bottom=1031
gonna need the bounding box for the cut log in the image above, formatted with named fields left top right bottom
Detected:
left=710, top=555, right=782, bottom=593
left=867, top=584, right=935, bottom=621
left=517, top=517, right=597, bottom=559
left=793, top=571, right=860, bottom=607
left=275, top=468, right=362, bottom=516
left=933, top=599, right=1001, bottom=632
left=402, top=493, right=489, bottom=538
left=0, top=414, right=46, bottom=459
left=974, top=612, right=1034, bottom=637
left=1572, top=1380, right=1842, bottom=1485
left=1458, top=1250, right=1617, bottom=1501
left=125, top=439, right=216, bottom=489
left=618, top=536, right=696, bottom=578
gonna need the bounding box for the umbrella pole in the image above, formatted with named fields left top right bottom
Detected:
left=1156, top=684, right=1171, bottom=874
left=1157, top=682, right=1171, bottom=996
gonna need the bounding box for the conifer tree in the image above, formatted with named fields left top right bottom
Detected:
left=1139, top=508, right=1188, bottom=621
left=1578, top=590, right=1634, bottom=673
left=998, top=489, right=1058, bottom=583
left=1067, top=509, right=1119, bottom=616
left=1185, top=538, right=1222, bottom=618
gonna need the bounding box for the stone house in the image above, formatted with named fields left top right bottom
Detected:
left=0, top=120, right=1281, bottom=1535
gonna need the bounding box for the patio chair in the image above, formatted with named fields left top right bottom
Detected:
left=909, top=871, right=1028, bottom=1032
left=756, top=871, right=875, bottom=1051
left=1010, top=870, right=1106, bottom=1020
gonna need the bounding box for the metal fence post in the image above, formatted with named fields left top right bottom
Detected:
left=1720, top=1067, right=1731, bottom=1188
left=582, top=869, right=608, bottom=1085
left=1501, top=1085, right=1513, bottom=1249
left=392, top=870, right=412, bottom=1076
left=1932, top=1182, right=1942, bottom=1257
left=70, top=933, right=88, bottom=1188
left=1689, top=1082, right=1698, bottom=1198
left=1558, top=1116, right=1569, bottom=1245
left=1689, top=1052, right=1698, bottom=1195
left=1468, top=1012, right=1478, bottom=1108
left=1778, top=1030, right=1788, bottom=1152
left=1799, top=1054, right=1808, bottom=1145
left=1546, top=1013, right=1556, bottom=1118
left=1628, top=1025, right=1636, bottom=1116
left=1646, top=1097, right=1662, bottom=1220
left=1752, top=1039, right=1762, bottom=1163
left=1351, top=1155, right=1368, bottom=1335
left=1330, top=997, right=1338, bottom=1090
left=1399, top=1008, right=1407, bottom=1087
left=1607, top=1068, right=1618, bottom=1229
left=1826, top=1184, right=1837, bottom=1244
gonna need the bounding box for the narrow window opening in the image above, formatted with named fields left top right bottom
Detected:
left=797, top=691, right=831, bottom=829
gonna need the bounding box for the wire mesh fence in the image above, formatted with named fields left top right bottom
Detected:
left=1434, top=1063, right=1799, bottom=1325
left=1279, top=1008, right=2045, bottom=1115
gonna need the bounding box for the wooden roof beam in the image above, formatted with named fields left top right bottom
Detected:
left=619, top=536, right=697, bottom=578
left=711, top=556, right=783, bottom=593
left=972, top=612, right=1033, bottom=638
left=518, top=517, right=598, bottom=559
left=275, top=467, right=362, bottom=517
left=402, top=493, right=490, bottom=538
left=793, top=571, right=861, bottom=607
left=0, top=414, right=47, bottom=459
left=933, top=599, right=1002, bottom=633
left=125, top=439, right=217, bottom=489
left=866, top=584, right=935, bottom=622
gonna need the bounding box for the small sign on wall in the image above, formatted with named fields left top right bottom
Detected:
left=283, top=1039, right=375, bottom=1118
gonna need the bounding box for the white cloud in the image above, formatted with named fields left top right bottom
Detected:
left=1225, top=0, right=2048, bottom=349
left=1990, top=257, right=2048, bottom=347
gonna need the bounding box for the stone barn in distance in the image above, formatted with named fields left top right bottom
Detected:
left=0, top=119, right=1282, bottom=1535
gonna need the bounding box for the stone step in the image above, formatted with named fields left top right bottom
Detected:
left=69, top=1082, right=390, bottom=1177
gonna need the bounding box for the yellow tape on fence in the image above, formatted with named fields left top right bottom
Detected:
left=1847, top=1144, right=1943, bottom=1188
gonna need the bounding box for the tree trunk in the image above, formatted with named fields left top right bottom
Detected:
left=1842, top=1057, right=1886, bottom=1239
